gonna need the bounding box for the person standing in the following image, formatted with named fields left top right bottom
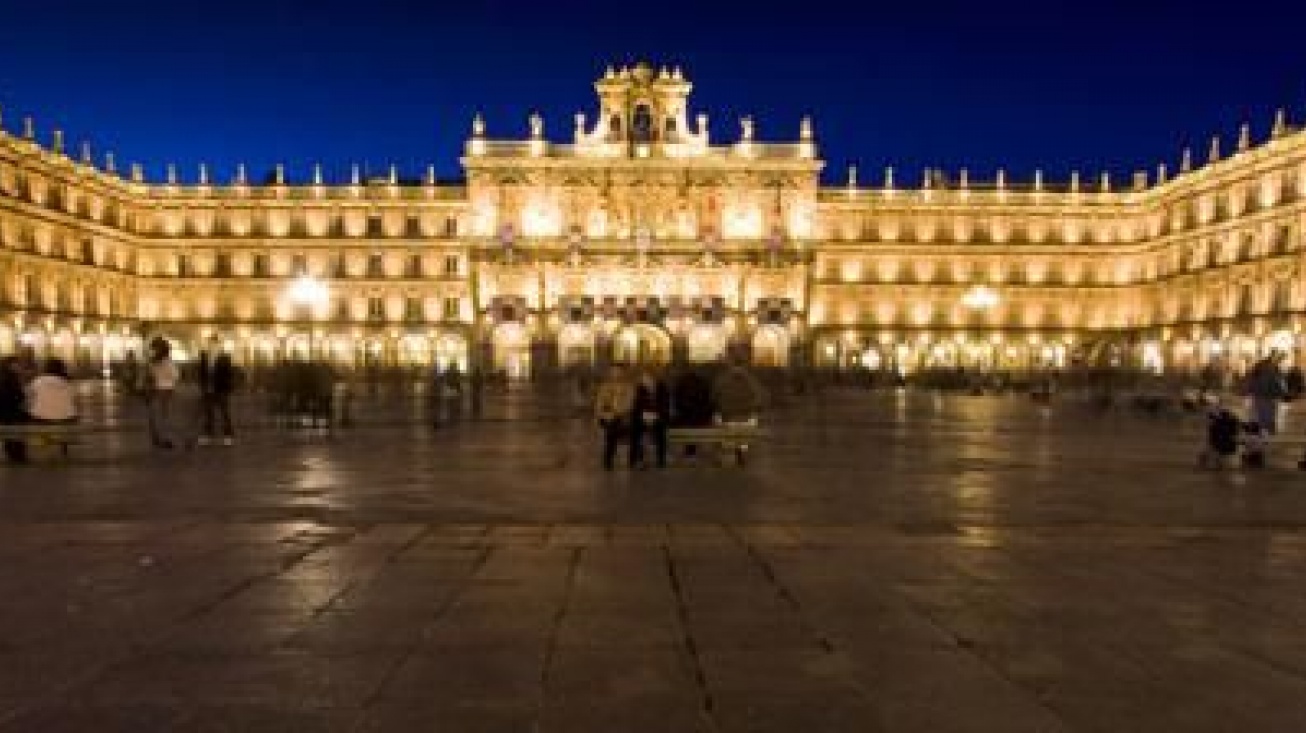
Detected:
left=0, top=356, right=29, bottom=464
left=594, top=365, right=634, bottom=471
left=200, top=350, right=237, bottom=445
left=671, top=368, right=715, bottom=457
left=1244, top=351, right=1288, bottom=436
left=146, top=337, right=180, bottom=449
left=630, top=369, right=671, bottom=469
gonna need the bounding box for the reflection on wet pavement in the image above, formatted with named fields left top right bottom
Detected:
left=1, top=389, right=1305, bottom=731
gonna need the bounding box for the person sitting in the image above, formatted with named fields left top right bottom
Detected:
left=26, top=358, right=78, bottom=424
left=711, top=353, right=766, bottom=424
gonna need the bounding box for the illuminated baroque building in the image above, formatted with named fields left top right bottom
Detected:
left=1, top=62, right=1304, bottom=378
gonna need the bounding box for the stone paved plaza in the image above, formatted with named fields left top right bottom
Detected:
left=2, top=389, right=1306, bottom=732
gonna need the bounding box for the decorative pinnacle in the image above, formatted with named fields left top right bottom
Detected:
left=104, top=152, right=116, bottom=174
left=799, top=116, right=813, bottom=141
left=1100, top=172, right=1110, bottom=192
left=1272, top=109, right=1287, bottom=138
left=166, top=163, right=177, bottom=185
left=1070, top=170, right=1081, bottom=192
left=884, top=166, right=895, bottom=188
left=1237, top=123, right=1251, bottom=152
left=846, top=164, right=857, bottom=188
left=350, top=164, right=361, bottom=186
left=1180, top=147, right=1193, bottom=173
left=1034, top=169, right=1044, bottom=191
left=529, top=112, right=543, bottom=139
left=235, top=163, right=248, bottom=185
left=312, top=163, right=323, bottom=186
left=959, top=168, right=969, bottom=189
left=22, top=116, right=34, bottom=140
left=740, top=116, right=754, bottom=142
left=388, top=164, right=398, bottom=185
left=472, top=113, right=485, bottom=137
left=273, top=164, right=285, bottom=186
left=199, top=163, right=209, bottom=185
left=922, top=167, right=932, bottom=189
left=1157, top=162, right=1168, bottom=184
left=51, top=129, right=64, bottom=155
left=79, top=141, right=92, bottom=165
left=425, top=165, right=436, bottom=185
left=1207, top=135, right=1221, bottom=163
left=130, top=163, right=144, bottom=183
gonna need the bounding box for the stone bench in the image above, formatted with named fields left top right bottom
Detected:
left=667, top=421, right=766, bottom=467
left=0, top=423, right=87, bottom=458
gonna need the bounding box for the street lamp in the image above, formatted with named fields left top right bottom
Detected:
left=285, top=273, right=330, bottom=310
left=961, top=284, right=1000, bottom=311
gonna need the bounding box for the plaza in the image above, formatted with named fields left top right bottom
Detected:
left=2, top=388, right=1306, bottom=731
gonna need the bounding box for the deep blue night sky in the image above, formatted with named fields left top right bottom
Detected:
left=1, top=0, right=1304, bottom=185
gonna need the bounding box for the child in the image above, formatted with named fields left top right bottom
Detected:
left=1199, top=406, right=1240, bottom=469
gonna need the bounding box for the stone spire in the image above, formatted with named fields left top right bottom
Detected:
left=274, top=164, right=285, bottom=186
left=350, top=164, right=361, bottom=186
left=959, top=168, right=969, bottom=190
left=1237, top=123, right=1251, bottom=152
left=22, top=116, right=34, bottom=140
left=130, top=163, right=144, bottom=183
left=1207, top=135, right=1221, bottom=163
left=1180, top=148, right=1193, bottom=173
left=884, top=166, right=895, bottom=189
left=472, top=113, right=485, bottom=137
left=1099, top=171, right=1110, bottom=193
left=235, top=163, right=248, bottom=185
left=79, top=141, right=92, bottom=165
left=312, top=163, right=323, bottom=186
left=846, top=164, right=857, bottom=189
left=104, top=152, right=116, bottom=174
left=799, top=115, right=813, bottom=141
left=574, top=112, right=586, bottom=142
left=529, top=112, right=543, bottom=139
left=425, top=165, right=436, bottom=186
left=388, top=164, right=398, bottom=185
left=166, top=164, right=177, bottom=185
left=1157, top=162, right=1168, bottom=184
left=51, top=129, right=64, bottom=155
left=1272, top=109, right=1288, bottom=138
left=1034, top=169, right=1044, bottom=191
left=1070, top=170, right=1081, bottom=193
left=740, top=116, right=754, bottom=142
left=996, top=168, right=1006, bottom=190
left=199, top=163, right=210, bottom=185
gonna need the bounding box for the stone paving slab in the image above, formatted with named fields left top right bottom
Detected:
left=1, top=391, right=1306, bottom=730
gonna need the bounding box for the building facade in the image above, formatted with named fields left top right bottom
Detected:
left=1, top=63, right=1304, bottom=379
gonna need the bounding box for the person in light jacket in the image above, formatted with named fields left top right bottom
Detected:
left=594, top=365, right=635, bottom=471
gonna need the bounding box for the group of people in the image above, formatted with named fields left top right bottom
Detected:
left=0, top=351, right=78, bottom=463
left=592, top=356, right=765, bottom=471
left=1203, top=351, right=1306, bottom=470
left=127, top=337, right=239, bottom=450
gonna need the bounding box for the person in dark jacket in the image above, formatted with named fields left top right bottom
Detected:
left=0, top=356, right=29, bottom=463
left=199, top=349, right=238, bottom=445
left=671, top=369, right=715, bottom=457
left=630, top=369, right=671, bottom=469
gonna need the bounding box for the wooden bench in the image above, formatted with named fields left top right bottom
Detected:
left=0, top=423, right=87, bottom=458
left=667, top=421, right=766, bottom=467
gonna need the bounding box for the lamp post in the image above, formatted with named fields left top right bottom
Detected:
left=284, top=273, right=330, bottom=360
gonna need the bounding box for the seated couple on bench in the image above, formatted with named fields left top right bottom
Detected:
left=594, top=358, right=766, bottom=471
left=1, top=356, right=80, bottom=464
